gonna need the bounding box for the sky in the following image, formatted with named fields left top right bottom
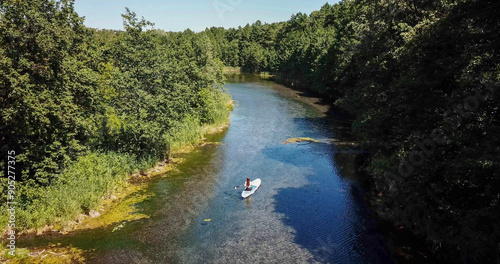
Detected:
left=74, top=0, right=337, bottom=32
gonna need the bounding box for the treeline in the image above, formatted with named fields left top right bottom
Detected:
left=0, top=1, right=231, bottom=229
left=205, top=0, right=500, bottom=263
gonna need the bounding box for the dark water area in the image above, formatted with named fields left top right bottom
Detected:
left=19, top=74, right=394, bottom=263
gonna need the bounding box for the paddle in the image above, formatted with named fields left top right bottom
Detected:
left=234, top=185, right=251, bottom=190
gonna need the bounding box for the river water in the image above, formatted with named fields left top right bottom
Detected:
left=21, top=75, right=393, bottom=263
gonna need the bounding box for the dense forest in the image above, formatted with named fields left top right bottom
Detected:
left=1, top=0, right=499, bottom=263
left=0, top=1, right=231, bottom=230
left=204, top=0, right=500, bottom=263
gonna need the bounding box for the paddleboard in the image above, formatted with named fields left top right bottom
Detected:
left=241, top=178, right=261, bottom=199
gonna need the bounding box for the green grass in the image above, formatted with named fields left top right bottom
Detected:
left=0, top=152, right=141, bottom=229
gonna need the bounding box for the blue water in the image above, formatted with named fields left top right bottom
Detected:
left=169, top=77, right=392, bottom=263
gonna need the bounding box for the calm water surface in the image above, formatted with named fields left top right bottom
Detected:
left=22, top=75, right=393, bottom=263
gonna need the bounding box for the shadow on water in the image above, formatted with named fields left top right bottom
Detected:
left=262, top=114, right=393, bottom=264
left=272, top=183, right=393, bottom=264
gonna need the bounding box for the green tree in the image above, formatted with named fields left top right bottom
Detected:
left=0, top=0, right=93, bottom=184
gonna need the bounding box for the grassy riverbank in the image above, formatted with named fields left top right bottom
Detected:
left=0, top=98, right=234, bottom=236
left=0, top=99, right=233, bottom=262
left=224, top=67, right=274, bottom=79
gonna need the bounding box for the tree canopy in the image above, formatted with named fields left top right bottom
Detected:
left=0, top=0, right=498, bottom=262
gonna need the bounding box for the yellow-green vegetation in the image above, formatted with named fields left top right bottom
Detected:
left=1, top=244, right=85, bottom=263
left=1, top=246, right=29, bottom=261
left=281, top=137, right=319, bottom=144
left=223, top=67, right=241, bottom=73
left=71, top=181, right=150, bottom=232
left=72, top=151, right=193, bottom=233
left=258, top=72, right=274, bottom=79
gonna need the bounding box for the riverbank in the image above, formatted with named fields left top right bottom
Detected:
left=0, top=99, right=234, bottom=263
left=223, top=67, right=241, bottom=74
left=224, top=67, right=274, bottom=79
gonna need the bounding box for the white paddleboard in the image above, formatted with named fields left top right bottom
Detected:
left=241, top=179, right=261, bottom=199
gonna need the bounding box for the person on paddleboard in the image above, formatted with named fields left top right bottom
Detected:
left=244, top=178, right=252, bottom=191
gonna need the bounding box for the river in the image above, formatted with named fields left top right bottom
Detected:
left=20, top=74, right=393, bottom=263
